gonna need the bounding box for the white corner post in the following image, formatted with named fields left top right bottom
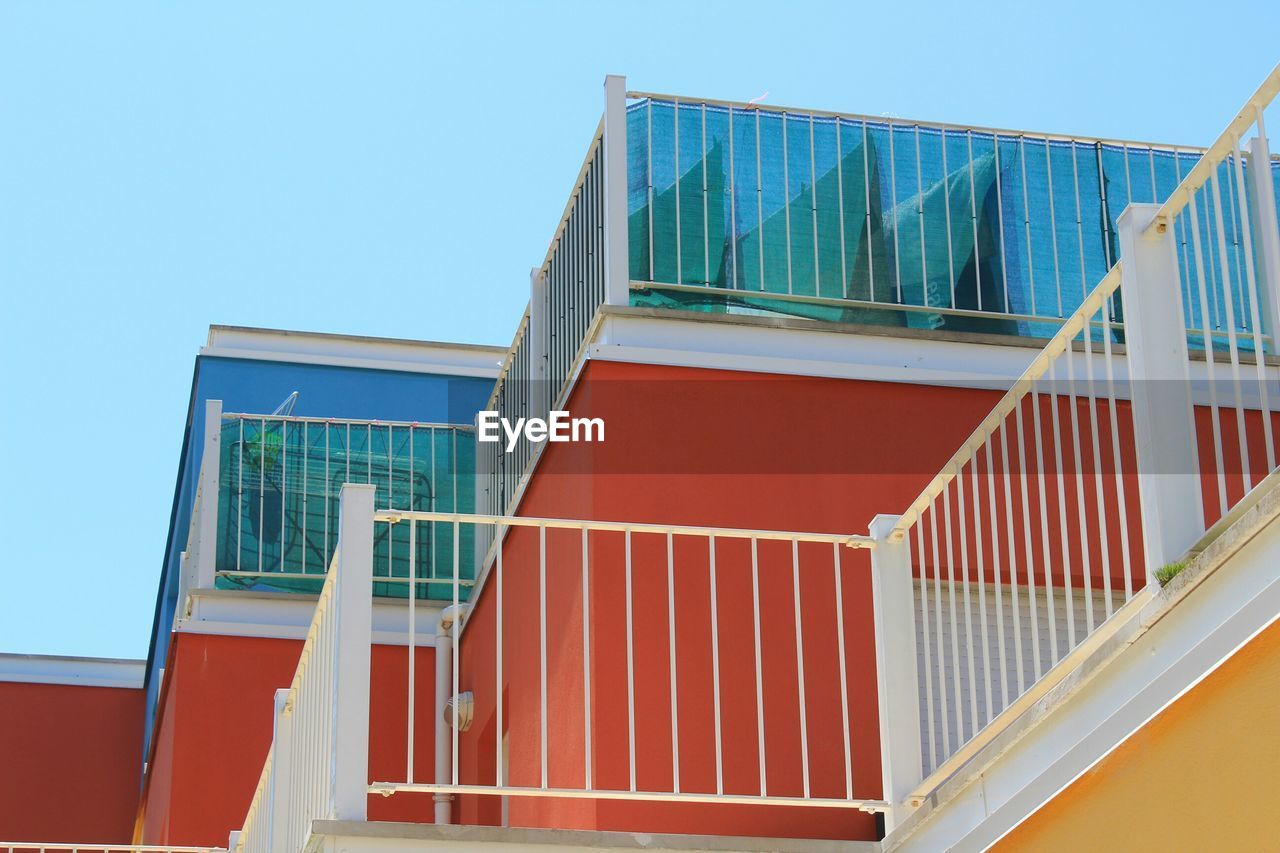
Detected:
left=267, top=687, right=293, bottom=849
left=869, top=514, right=923, bottom=833
left=602, top=74, right=629, bottom=307
left=195, top=398, right=223, bottom=591
left=528, top=266, right=550, bottom=421
left=332, top=483, right=375, bottom=822
left=1118, top=204, right=1205, bottom=583
left=1246, top=123, right=1280, bottom=342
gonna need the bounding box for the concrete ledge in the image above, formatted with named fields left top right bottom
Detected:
left=311, top=820, right=880, bottom=852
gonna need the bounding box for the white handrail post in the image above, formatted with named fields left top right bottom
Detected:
left=267, top=688, right=292, bottom=848
left=332, top=483, right=375, bottom=821
left=195, top=399, right=223, bottom=590
left=528, top=267, right=550, bottom=421
left=602, top=73, right=629, bottom=307
left=869, top=514, right=923, bottom=833
left=1118, top=204, right=1205, bottom=583
left=1246, top=130, right=1280, bottom=344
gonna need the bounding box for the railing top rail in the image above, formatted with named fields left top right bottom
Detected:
left=891, top=264, right=1125, bottom=539
left=627, top=89, right=1215, bottom=154
left=221, top=411, right=476, bottom=431
left=375, top=508, right=874, bottom=548
left=480, top=304, right=531, bottom=414
left=1148, top=61, right=1280, bottom=234
left=537, top=116, right=605, bottom=277
left=0, top=846, right=225, bottom=852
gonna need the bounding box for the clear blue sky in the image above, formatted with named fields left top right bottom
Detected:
left=1, top=1, right=1276, bottom=660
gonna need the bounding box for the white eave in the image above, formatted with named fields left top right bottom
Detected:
left=0, top=653, right=146, bottom=689
left=202, top=324, right=508, bottom=379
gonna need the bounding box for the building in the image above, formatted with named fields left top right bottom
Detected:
left=1, top=65, right=1278, bottom=852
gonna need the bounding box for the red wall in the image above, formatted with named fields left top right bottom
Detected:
left=139, top=631, right=440, bottom=847
left=455, top=360, right=1020, bottom=841
left=0, top=680, right=145, bottom=843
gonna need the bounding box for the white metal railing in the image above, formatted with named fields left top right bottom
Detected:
left=368, top=509, right=887, bottom=814
left=0, top=840, right=224, bottom=845
left=231, top=485, right=374, bottom=853
left=477, top=77, right=630, bottom=528
left=869, top=61, right=1280, bottom=830
left=1143, top=63, right=1280, bottom=532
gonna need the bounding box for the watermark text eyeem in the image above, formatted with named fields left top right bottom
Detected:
left=477, top=410, right=605, bottom=452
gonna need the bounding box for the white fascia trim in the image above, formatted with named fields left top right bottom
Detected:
left=886, top=475, right=1280, bottom=852
left=589, top=310, right=1278, bottom=401
left=0, top=653, right=146, bottom=689
left=179, top=589, right=447, bottom=647
left=202, top=326, right=505, bottom=379
left=593, top=311, right=1051, bottom=390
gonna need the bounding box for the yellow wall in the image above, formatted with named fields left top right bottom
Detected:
left=994, top=617, right=1280, bottom=852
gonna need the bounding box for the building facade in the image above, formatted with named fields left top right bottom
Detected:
left=2, top=66, right=1279, bottom=852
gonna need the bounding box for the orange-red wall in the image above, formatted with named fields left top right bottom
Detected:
left=456, top=360, right=1020, bottom=841
left=139, top=631, right=440, bottom=847
left=0, top=680, right=145, bottom=843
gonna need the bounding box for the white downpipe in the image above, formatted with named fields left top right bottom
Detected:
left=435, top=603, right=466, bottom=824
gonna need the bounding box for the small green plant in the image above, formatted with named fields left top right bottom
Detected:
left=1155, top=560, right=1189, bottom=586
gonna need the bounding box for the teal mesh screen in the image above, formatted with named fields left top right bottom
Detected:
left=627, top=99, right=1280, bottom=350
left=215, top=416, right=476, bottom=600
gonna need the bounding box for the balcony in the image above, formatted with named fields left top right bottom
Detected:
left=213, top=65, right=1280, bottom=852
left=182, top=410, right=480, bottom=605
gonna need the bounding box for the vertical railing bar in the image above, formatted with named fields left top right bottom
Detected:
left=985, top=432, right=1009, bottom=712
left=1100, top=294, right=1134, bottom=600
left=1063, top=324, right=1095, bottom=634
left=1031, top=387, right=1059, bottom=667
left=791, top=538, right=810, bottom=798
left=890, top=118, right=902, bottom=303
left=709, top=535, right=724, bottom=795
left=302, top=420, right=308, bottom=575
left=942, top=484, right=965, bottom=746
left=914, top=520, right=937, bottom=775
left=756, top=111, right=765, bottom=292
left=539, top=522, right=547, bottom=790
left=941, top=128, right=957, bottom=307
left=498, top=523, right=506, bottom=788
left=783, top=112, right=793, bottom=296
left=751, top=536, right=767, bottom=796
left=238, top=417, right=244, bottom=574
left=1189, top=191, right=1230, bottom=517
left=1020, top=136, right=1039, bottom=317
left=1071, top=143, right=1087, bottom=301
left=969, top=130, right=983, bottom=311
left=1046, top=361, right=1075, bottom=651
left=929, top=493, right=951, bottom=759
left=969, top=451, right=993, bottom=725
left=1224, top=148, right=1248, bottom=327
left=407, top=519, right=416, bottom=784
left=729, top=107, right=738, bottom=289
left=580, top=526, right=591, bottom=790
left=625, top=528, right=636, bottom=792
left=1000, top=416, right=1026, bottom=695
left=280, top=419, right=287, bottom=574
left=837, top=118, right=848, bottom=297
left=1210, top=167, right=1253, bottom=495
left=648, top=101, right=654, bottom=280
left=259, top=416, right=266, bottom=575
left=675, top=100, right=683, bottom=283
left=957, top=462, right=980, bottom=733
left=1045, top=139, right=1063, bottom=317
left=994, top=134, right=1011, bottom=312
left=453, top=519, right=460, bottom=788
left=703, top=103, right=710, bottom=284
left=833, top=541, right=855, bottom=796
left=916, top=125, right=929, bottom=309
left=810, top=115, right=820, bottom=296
left=1231, top=134, right=1276, bottom=473
left=863, top=121, right=875, bottom=298
left=1082, top=309, right=1115, bottom=619
left=666, top=531, right=680, bottom=793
